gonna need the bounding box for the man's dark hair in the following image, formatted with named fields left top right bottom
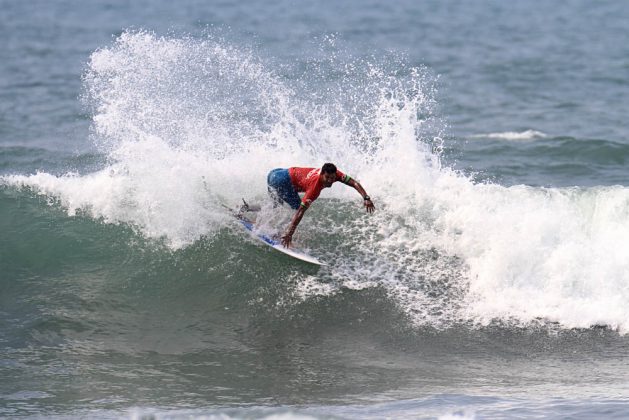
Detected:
left=321, top=163, right=337, bottom=174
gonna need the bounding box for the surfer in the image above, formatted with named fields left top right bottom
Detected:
left=266, top=163, right=375, bottom=247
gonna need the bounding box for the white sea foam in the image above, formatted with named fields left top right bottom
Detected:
left=471, top=129, right=547, bottom=140
left=4, top=31, right=629, bottom=333
left=295, top=276, right=338, bottom=300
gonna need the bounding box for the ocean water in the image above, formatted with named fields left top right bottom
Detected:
left=2, top=1, right=629, bottom=418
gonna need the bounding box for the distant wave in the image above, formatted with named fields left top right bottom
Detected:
left=471, top=129, right=547, bottom=140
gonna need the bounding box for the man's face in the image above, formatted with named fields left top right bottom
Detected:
left=321, top=171, right=336, bottom=187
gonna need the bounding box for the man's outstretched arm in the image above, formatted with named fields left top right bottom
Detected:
left=281, top=205, right=307, bottom=248
left=347, top=179, right=375, bottom=213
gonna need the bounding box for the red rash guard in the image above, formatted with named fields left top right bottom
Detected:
left=288, top=167, right=352, bottom=208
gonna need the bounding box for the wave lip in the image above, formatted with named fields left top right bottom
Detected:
left=471, top=129, right=547, bottom=141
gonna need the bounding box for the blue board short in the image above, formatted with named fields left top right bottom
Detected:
left=267, top=168, right=301, bottom=210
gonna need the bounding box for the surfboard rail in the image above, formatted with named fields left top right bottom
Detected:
left=224, top=204, right=325, bottom=266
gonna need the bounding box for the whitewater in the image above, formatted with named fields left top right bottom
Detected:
left=4, top=31, right=629, bottom=335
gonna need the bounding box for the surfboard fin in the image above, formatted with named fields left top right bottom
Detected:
left=239, top=198, right=260, bottom=213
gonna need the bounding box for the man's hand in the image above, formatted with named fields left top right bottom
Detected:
left=364, top=198, right=375, bottom=213
left=281, top=232, right=293, bottom=248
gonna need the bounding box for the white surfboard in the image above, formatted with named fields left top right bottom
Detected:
left=225, top=205, right=325, bottom=266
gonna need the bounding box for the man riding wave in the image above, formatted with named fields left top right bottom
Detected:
left=266, top=163, right=375, bottom=247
